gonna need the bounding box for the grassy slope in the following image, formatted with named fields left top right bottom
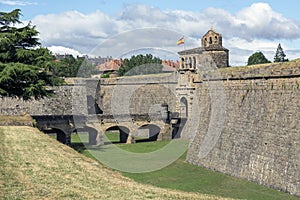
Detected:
left=71, top=133, right=299, bottom=200
left=0, top=126, right=229, bottom=200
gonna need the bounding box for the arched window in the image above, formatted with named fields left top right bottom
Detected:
left=209, top=37, right=212, bottom=44
left=181, top=57, right=185, bottom=68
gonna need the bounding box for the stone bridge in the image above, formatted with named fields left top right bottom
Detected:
left=32, top=112, right=176, bottom=146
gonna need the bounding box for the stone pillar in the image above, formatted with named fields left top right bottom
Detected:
left=86, top=123, right=104, bottom=146
left=65, top=133, right=71, bottom=146
left=88, top=128, right=99, bottom=145
left=126, top=134, right=135, bottom=144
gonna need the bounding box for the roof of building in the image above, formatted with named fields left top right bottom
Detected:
left=202, top=29, right=221, bottom=37
left=178, top=46, right=228, bottom=55
left=96, top=60, right=121, bottom=72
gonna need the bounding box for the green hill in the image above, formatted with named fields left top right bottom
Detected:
left=0, top=126, right=231, bottom=200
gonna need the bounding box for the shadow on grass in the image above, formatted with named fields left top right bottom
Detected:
left=70, top=142, right=88, bottom=153
left=103, top=138, right=155, bottom=145
left=70, top=142, right=106, bottom=152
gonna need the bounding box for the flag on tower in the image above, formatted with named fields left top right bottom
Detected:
left=177, top=37, right=184, bottom=45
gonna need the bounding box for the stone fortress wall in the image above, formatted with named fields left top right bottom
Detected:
left=0, top=71, right=299, bottom=196
left=97, top=73, right=178, bottom=115
left=0, top=86, right=75, bottom=116
left=186, top=76, right=300, bottom=196
left=0, top=74, right=178, bottom=117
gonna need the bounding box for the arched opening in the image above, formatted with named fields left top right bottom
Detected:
left=105, top=126, right=130, bottom=144
left=45, top=128, right=69, bottom=145
left=185, top=57, right=189, bottom=67
left=189, top=57, right=192, bottom=68
left=70, top=129, right=88, bottom=152
left=135, top=124, right=161, bottom=142
left=180, top=97, right=188, bottom=118
left=209, top=37, right=212, bottom=44
left=181, top=57, right=185, bottom=68
left=193, top=57, right=196, bottom=69
left=72, top=126, right=99, bottom=145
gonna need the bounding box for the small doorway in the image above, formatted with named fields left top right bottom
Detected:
left=180, top=97, right=188, bottom=118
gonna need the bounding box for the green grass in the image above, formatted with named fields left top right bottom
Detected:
left=1, top=126, right=219, bottom=199
left=70, top=135, right=299, bottom=200
left=104, top=131, right=121, bottom=143
left=122, top=152, right=298, bottom=200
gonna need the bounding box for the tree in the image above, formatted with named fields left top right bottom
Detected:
left=274, top=43, right=288, bottom=62
left=247, top=52, right=271, bottom=66
left=118, top=54, right=163, bottom=76
left=0, top=9, right=62, bottom=99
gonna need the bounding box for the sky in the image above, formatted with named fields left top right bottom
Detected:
left=1, top=0, right=300, bottom=66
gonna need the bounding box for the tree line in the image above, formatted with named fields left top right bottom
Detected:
left=247, top=43, right=289, bottom=66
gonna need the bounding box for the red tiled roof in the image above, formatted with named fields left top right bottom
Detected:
left=96, top=60, right=121, bottom=72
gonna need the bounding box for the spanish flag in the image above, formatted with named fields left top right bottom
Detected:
left=177, top=37, right=184, bottom=45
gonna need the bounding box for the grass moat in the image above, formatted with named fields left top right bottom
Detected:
left=70, top=132, right=299, bottom=200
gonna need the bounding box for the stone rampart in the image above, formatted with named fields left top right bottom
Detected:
left=0, top=85, right=74, bottom=116
left=98, top=73, right=177, bottom=115
left=0, top=67, right=299, bottom=196
left=186, top=77, right=300, bottom=196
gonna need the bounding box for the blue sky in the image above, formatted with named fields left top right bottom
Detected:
left=1, top=0, right=300, bottom=65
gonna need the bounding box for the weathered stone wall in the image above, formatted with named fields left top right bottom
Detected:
left=203, top=50, right=229, bottom=68
left=98, top=73, right=177, bottom=115
left=0, top=78, right=101, bottom=116
left=186, top=77, right=300, bottom=196
left=0, top=86, right=74, bottom=116
left=0, top=69, right=299, bottom=196
left=0, top=74, right=177, bottom=116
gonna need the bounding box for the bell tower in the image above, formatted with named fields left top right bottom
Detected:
left=202, top=28, right=223, bottom=48
left=176, top=29, right=229, bottom=118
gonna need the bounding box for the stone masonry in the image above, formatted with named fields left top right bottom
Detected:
left=186, top=77, right=300, bottom=196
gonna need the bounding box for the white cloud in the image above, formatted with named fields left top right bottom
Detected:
left=0, top=0, right=36, bottom=6
left=30, top=3, right=300, bottom=66
left=203, top=3, right=300, bottom=40
left=47, top=46, right=83, bottom=57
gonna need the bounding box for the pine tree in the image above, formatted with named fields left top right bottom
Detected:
left=274, top=43, right=288, bottom=62
left=0, top=9, right=62, bottom=99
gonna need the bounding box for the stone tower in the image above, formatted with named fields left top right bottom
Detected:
left=175, top=29, right=229, bottom=121
left=201, top=29, right=229, bottom=68
left=178, top=29, right=229, bottom=70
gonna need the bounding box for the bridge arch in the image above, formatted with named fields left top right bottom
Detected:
left=136, top=123, right=161, bottom=142
left=74, top=126, right=100, bottom=145
left=105, top=125, right=130, bottom=143
left=45, top=127, right=72, bottom=145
